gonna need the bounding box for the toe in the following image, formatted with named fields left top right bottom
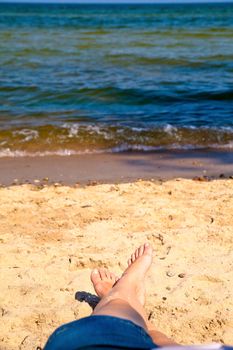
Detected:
left=135, top=248, right=140, bottom=258
left=105, top=269, right=111, bottom=279
left=144, top=242, right=153, bottom=256
left=99, top=268, right=106, bottom=280
left=90, top=269, right=101, bottom=285
left=109, top=271, right=116, bottom=281
left=138, top=244, right=144, bottom=257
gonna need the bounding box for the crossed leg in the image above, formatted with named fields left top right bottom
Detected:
left=90, top=243, right=178, bottom=346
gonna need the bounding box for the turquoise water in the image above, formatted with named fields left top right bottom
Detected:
left=0, top=3, right=233, bottom=156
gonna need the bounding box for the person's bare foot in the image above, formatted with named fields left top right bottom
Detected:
left=91, top=268, right=118, bottom=298
left=119, top=243, right=153, bottom=305
left=127, top=243, right=153, bottom=275
left=91, top=243, right=153, bottom=305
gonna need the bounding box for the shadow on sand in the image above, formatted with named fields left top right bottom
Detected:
left=75, top=291, right=100, bottom=310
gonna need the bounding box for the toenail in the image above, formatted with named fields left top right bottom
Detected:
left=93, top=269, right=98, bottom=274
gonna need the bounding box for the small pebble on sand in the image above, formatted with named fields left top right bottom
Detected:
left=166, top=271, right=175, bottom=277
left=178, top=273, right=186, bottom=278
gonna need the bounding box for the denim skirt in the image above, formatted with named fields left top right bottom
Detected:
left=44, top=315, right=158, bottom=350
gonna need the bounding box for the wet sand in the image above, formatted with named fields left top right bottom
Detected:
left=0, top=149, right=233, bottom=186
left=0, top=177, right=233, bottom=349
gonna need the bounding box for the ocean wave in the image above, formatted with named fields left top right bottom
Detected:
left=0, top=123, right=233, bottom=157
left=0, top=143, right=233, bottom=158
left=3, top=85, right=233, bottom=108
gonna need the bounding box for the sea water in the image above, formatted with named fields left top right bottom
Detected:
left=0, top=2, right=233, bottom=156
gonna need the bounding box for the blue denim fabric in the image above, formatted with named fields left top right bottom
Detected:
left=44, top=315, right=158, bottom=350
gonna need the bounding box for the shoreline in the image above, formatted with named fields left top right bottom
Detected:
left=0, top=149, right=233, bottom=186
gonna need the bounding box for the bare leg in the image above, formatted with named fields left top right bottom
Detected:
left=90, top=243, right=178, bottom=346
left=91, top=243, right=152, bottom=329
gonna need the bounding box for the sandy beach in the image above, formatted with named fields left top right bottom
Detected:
left=0, top=178, right=233, bottom=349
left=1, top=2, right=233, bottom=350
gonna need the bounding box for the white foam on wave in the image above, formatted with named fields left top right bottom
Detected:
left=61, top=123, right=113, bottom=140
left=213, top=141, right=233, bottom=149
left=163, top=124, right=178, bottom=134
left=0, top=142, right=233, bottom=158
left=12, top=129, right=39, bottom=142
left=9, top=123, right=233, bottom=146
left=0, top=148, right=105, bottom=158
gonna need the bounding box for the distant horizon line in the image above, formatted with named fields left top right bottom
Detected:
left=1, top=0, right=233, bottom=3
left=1, top=1, right=233, bottom=3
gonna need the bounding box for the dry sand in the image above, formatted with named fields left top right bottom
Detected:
left=0, top=179, right=233, bottom=349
